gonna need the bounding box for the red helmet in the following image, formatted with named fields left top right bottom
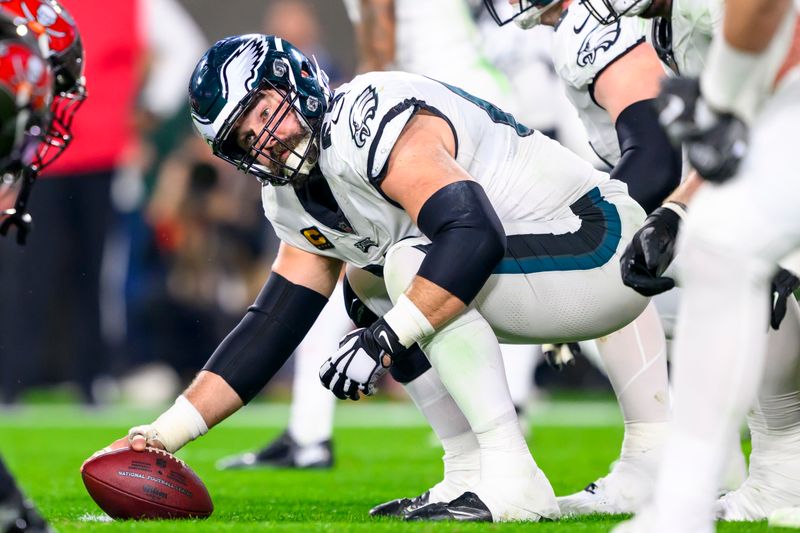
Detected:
left=0, top=0, right=86, bottom=170
left=0, top=11, right=53, bottom=176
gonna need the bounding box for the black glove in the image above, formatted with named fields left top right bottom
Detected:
left=620, top=205, right=683, bottom=297
left=0, top=167, right=38, bottom=245
left=655, top=76, right=748, bottom=183
left=542, top=343, right=581, bottom=370
left=0, top=208, right=33, bottom=245
left=771, top=268, right=800, bottom=330
left=319, top=318, right=404, bottom=400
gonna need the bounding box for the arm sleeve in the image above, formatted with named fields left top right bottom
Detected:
left=611, top=99, right=682, bottom=213
left=202, top=273, right=328, bottom=403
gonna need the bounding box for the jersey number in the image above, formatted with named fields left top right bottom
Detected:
left=438, top=80, right=533, bottom=137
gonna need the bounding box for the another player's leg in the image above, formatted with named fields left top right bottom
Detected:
left=216, top=283, right=350, bottom=470
left=559, top=300, right=670, bottom=515
left=0, top=457, right=51, bottom=533
left=341, top=267, right=482, bottom=517
left=382, top=242, right=559, bottom=523
left=718, top=297, right=800, bottom=520
left=617, top=76, right=800, bottom=533
left=499, top=343, right=541, bottom=435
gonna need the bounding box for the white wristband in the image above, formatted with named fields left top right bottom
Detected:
left=382, top=294, right=435, bottom=348
left=150, top=395, right=208, bottom=453
left=661, top=201, right=687, bottom=221
left=701, top=35, right=762, bottom=123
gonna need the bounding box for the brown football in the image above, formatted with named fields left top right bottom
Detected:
left=81, top=447, right=213, bottom=519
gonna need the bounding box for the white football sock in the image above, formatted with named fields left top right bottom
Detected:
left=720, top=298, right=800, bottom=519
left=500, top=344, right=541, bottom=408
left=653, top=241, right=772, bottom=531
left=288, top=282, right=352, bottom=447
left=418, top=311, right=557, bottom=518
left=596, top=301, right=670, bottom=426
left=403, top=368, right=479, bottom=502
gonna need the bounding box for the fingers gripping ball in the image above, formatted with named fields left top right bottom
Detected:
left=81, top=447, right=213, bottom=519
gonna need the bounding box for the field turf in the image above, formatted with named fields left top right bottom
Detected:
left=0, top=400, right=788, bottom=532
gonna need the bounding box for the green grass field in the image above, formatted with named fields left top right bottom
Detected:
left=0, top=400, right=789, bottom=532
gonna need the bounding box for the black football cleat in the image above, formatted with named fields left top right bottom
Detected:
left=369, top=491, right=430, bottom=517
left=216, top=430, right=333, bottom=470
left=0, top=492, right=53, bottom=533
left=404, top=492, right=493, bottom=522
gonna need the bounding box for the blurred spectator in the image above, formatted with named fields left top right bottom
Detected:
left=263, top=0, right=348, bottom=87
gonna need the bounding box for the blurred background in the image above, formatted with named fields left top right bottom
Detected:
left=0, top=0, right=609, bottom=410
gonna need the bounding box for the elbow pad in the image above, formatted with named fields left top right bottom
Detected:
left=612, top=99, right=682, bottom=214
left=203, top=273, right=328, bottom=404
left=416, top=180, right=506, bottom=304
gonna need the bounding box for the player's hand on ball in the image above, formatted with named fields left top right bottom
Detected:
left=656, top=76, right=748, bottom=183
left=620, top=205, right=683, bottom=297
left=319, top=318, right=403, bottom=400
left=83, top=429, right=166, bottom=471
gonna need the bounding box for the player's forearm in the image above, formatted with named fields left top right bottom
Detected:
left=722, top=0, right=792, bottom=53
left=183, top=371, right=243, bottom=429
left=405, top=276, right=466, bottom=329
left=665, top=170, right=704, bottom=206
left=359, top=0, right=396, bottom=70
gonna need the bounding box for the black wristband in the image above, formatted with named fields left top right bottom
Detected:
left=203, top=273, right=328, bottom=403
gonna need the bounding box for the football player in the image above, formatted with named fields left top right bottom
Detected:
left=499, top=0, right=800, bottom=522
left=574, top=0, right=800, bottom=530
left=486, top=0, right=683, bottom=515
left=95, top=33, right=667, bottom=522
left=346, top=0, right=545, bottom=446
left=0, top=9, right=57, bottom=533
left=0, top=0, right=86, bottom=244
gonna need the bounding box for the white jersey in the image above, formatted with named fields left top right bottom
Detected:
left=552, top=1, right=651, bottom=165
left=262, top=71, right=607, bottom=270
left=662, top=0, right=723, bottom=76
left=342, top=0, right=516, bottom=111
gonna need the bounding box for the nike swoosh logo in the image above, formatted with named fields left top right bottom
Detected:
left=573, top=13, right=592, bottom=34
left=377, top=330, right=391, bottom=350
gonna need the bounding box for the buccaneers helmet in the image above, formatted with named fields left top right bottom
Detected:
left=0, top=0, right=86, bottom=169
left=0, top=11, right=53, bottom=177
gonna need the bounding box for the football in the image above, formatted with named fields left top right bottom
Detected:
left=81, top=447, right=213, bottom=520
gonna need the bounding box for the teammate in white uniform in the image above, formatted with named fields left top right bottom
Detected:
left=97, top=33, right=661, bottom=522
left=487, top=0, right=683, bottom=515
left=575, top=0, right=800, bottom=530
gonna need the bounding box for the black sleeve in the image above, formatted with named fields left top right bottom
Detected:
left=203, top=273, right=328, bottom=404
left=416, top=180, right=506, bottom=305
left=611, top=99, right=682, bottom=214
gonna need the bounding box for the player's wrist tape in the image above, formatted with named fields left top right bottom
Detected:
left=382, top=294, right=435, bottom=349
left=701, top=36, right=762, bottom=123
left=150, top=395, right=208, bottom=453
left=661, top=201, right=687, bottom=221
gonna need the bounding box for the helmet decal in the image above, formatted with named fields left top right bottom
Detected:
left=220, top=35, right=268, bottom=103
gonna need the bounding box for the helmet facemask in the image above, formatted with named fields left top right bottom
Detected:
left=216, top=76, right=321, bottom=187
left=580, top=0, right=655, bottom=24
left=33, top=80, right=84, bottom=170
left=483, top=0, right=560, bottom=27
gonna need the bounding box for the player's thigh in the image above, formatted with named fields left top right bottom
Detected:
left=476, top=262, right=648, bottom=344
left=683, top=76, right=800, bottom=265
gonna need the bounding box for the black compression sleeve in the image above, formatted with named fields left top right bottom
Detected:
left=203, top=273, right=328, bottom=404
left=612, top=99, right=682, bottom=214
left=416, top=180, right=506, bottom=305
